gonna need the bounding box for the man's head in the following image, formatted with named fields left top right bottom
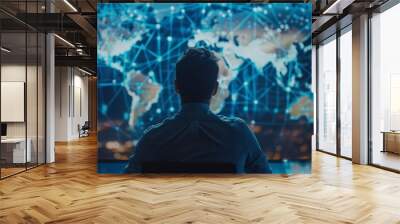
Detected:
left=175, top=48, right=219, bottom=103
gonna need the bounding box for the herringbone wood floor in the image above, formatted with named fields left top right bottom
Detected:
left=1, top=136, right=400, bottom=224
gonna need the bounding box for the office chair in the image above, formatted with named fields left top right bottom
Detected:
left=78, top=121, right=90, bottom=138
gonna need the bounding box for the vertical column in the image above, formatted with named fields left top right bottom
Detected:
left=352, top=14, right=369, bottom=164
left=46, top=33, right=55, bottom=163
left=88, top=77, right=98, bottom=132
left=46, top=1, right=55, bottom=163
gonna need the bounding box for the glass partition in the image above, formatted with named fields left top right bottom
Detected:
left=27, top=30, right=39, bottom=169
left=339, top=28, right=352, bottom=158
left=38, top=32, right=46, bottom=165
left=371, top=4, right=400, bottom=171
left=317, top=36, right=337, bottom=154
left=1, top=31, right=28, bottom=177
left=0, top=1, right=46, bottom=179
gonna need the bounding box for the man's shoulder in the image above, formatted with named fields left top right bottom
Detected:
left=143, top=116, right=175, bottom=136
left=215, top=115, right=248, bottom=129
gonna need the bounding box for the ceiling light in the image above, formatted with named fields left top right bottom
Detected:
left=63, top=0, right=78, bottom=12
left=78, top=67, right=93, bottom=76
left=1, top=47, right=11, bottom=53
left=54, top=34, right=75, bottom=48
left=322, top=0, right=355, bottom=15
left=322, top=0, right=342, bottom=15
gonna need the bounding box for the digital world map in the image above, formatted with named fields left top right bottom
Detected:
left=97, top=3, right=313, bottom=174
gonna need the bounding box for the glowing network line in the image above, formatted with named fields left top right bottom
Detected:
left=98, top=3, right=312, bottom=134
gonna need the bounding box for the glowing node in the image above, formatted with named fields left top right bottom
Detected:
left=167, top=36, right=173, bottom=42
left=231, top=94, right=237, bottom=102
left=123, top=113, right=129, bottom=120
left=101, top=104, right=107, bottom=114
left=156, top=108, right=162, bottom=114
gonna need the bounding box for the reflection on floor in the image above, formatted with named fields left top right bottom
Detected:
left=0, top=163, right=42, bottom=178
left=0, top=167, right=25, bottom=177
left=0, top=136, right=400, bottom=223
left=373, top=150, right=400, bottom=171
left=98, top=160, right=311, bottom=175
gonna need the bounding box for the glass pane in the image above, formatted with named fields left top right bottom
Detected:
left=371, top=4, right=400, bottom=171
left=27, top=31, right=38, bottom=169
left=318, top=38, right=337, bottom=154
left=340, top=30, right=352, bottom=158
left=38, top=32, right=45, bottom=165
left=1, top=31, right=27, bottom=177
left=26, top=0, right=40, bottom=169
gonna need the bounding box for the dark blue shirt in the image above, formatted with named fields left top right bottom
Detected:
left=125, top=103, right=271, bottom=173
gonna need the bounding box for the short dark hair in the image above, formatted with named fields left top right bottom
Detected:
left=175, top=48, right=219, bottom=102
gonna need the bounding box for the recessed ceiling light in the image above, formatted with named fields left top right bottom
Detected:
left=322, top=0, right=352, bottom=15
left=78, top=67, right=93, bottom=76
left=54, top=34, right=75, bottom=48
left=1, top=47, right=11, bottom=53
left=63, top=0, right=78, bottom=12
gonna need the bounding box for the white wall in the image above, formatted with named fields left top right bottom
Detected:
left=1, top=65, right=40, bottom=137
left=1, top=63, right=46, bottom=164
left=72, top=73, right=89, bottom=138
left=54, top=67, right=89, bottom=141
left=1, top=65, right=26, bottom=139
left=55, top=67, right=69, bottom=141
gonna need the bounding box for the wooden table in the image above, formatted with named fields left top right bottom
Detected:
left=381, top=131, right=400, bottom=154
left=0, top=138, right=31, bottom=163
